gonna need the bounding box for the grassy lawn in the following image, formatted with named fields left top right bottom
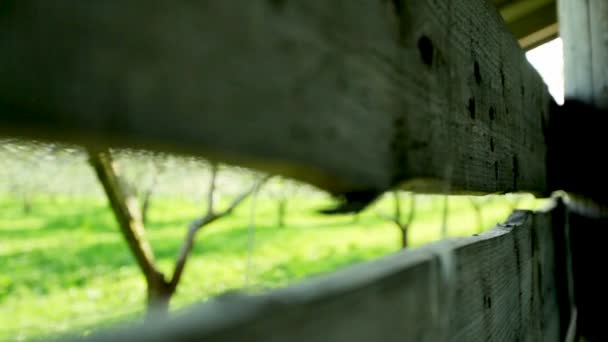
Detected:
left=0, top=194, right=544, bottom=340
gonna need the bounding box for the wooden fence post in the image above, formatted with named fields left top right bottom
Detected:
left=559, top=0, right=608, bottom=108
left=558, top=1, right=608, bottom=340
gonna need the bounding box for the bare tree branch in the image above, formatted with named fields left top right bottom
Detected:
left=469, top=197, right=484, bottom=233
left=441, top=195, right=449, bottom=239
left=140, top=171, right=159, bottom=224
left=406, top=194, right=416, bottom=227
left=169, top=174, right=269, bottom=290
left=376, top=212, right=397, bottom=223
left=87, top=148, right=161, bottom=284
left=206, top=163, right=218, bottom=215
left=379, top=192, right=416, bottom=228
left=392, top=191, right=401, bottom=224
left=378, top=192, right=416, bottom=249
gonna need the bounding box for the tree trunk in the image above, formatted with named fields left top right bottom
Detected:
left=88, top=149, right=170, bottom=318
left=441, top=195, right=449, bottom=239
left=140, top=173, right=158, bottom=225
left=141, top=191, right=152, bottom=225
left=146, top=274, right=174, bottom=319
left=400, top=226, right=408, bottom=249
left=277, top=199, right=286, bottom=227
left=22, top=193, right=32, bottom=215
left=469, top=199, right=484, bottom=233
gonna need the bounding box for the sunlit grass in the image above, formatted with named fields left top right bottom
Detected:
left=0, top=193, right=545, bottom=340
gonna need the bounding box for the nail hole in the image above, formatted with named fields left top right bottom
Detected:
left=418, top=35, right=434, bottom=66
left=494, top=161, right=499, bottom=181
left=468, top=98, right=476, bottom=119
left=483, top=295, right=493, bottom=309
left=474, top=61, right=482, bottom=84
left=489, top=106, right=495, bottom=121
left=490, top=137, right=495, bottom=152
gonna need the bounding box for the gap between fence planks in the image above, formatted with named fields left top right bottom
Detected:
left=80, top=199, right=571, bottom=342
left=0, top=0, right=551, bottom=197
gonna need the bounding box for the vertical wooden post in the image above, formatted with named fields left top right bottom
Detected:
left=559, top=0, right=608, bottom=108
left=558, top=2, right=608, bottom=340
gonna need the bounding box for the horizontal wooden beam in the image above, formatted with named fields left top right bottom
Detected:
left=499, top=0, right=558, bottom=50
left=80, top=202, right=570, bottom=341
left=518, top=23, right=558, bottom=51
left=0, top=0, right=551, bottom=198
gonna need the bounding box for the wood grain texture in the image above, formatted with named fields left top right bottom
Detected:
left=0, top=0, right=551, bottom=196
left=552, top=1, right=608, bottom=204
left=559, top=0, right=608, bottom=109
left=80, top=203, right=570, bottom=342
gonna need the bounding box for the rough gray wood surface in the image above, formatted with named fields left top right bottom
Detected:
left=80, top=204, right=569, bottom=342
left=552, top=1, right=608, bottom=205
left=559, top=0, right=608, bottom=109
left=0, top=0, right=551, bottom=196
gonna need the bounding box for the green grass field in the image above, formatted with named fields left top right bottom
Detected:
left=0, top=194, right=543, bottom=340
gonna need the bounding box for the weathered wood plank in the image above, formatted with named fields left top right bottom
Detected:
left=0, top=0, right=551, bottom=197
left=545, top=1, right=608, bottom=205
left=80, top=201, right=570, bottom=342
left=559, top=0, right=608, bottom=109
left=556, top=5, right=608, bottom=339
left=556, top=1, right=608, bottom=201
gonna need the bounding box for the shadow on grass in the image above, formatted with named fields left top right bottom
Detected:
left=2, top=216, right=379, bottom=301
left=0, top=206, right=114, bottom=238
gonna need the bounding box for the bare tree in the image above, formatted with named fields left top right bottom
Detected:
left=468, top=195, right=497, bottom=234
left=1, top=141, right=56, bottom=214
left=170, top=164, right=268, bottom=301
left=379, top=191, right=416, bottom=249
left=114, top=150, right=168, bottom=225
left=277, top=197, right=287, bottom=227
left=139, top=172, right=158, bottom=225
left=441, top=195, right=449, bottom=239
left=265, top=177, right=300, bottom=228
left=88, top=148, right=267, bottom=317
left=136, top=159, right=167, bottom=225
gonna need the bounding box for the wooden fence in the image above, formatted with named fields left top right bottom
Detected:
left=0, top=0, right=605, bottom=340
left=82, top=202, right=573, bottom=341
